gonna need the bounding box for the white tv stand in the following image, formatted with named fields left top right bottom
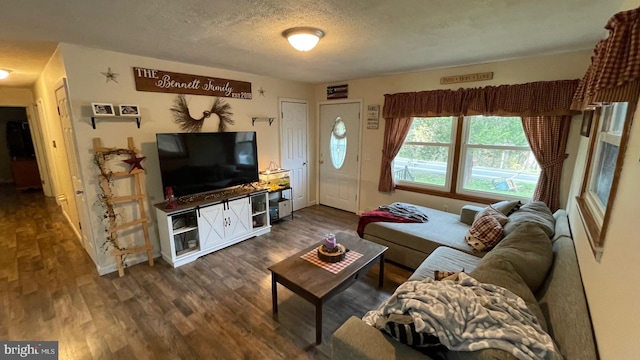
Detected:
left=155, top=187, right=270, bottom=267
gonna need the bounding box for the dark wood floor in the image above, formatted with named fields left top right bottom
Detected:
left=0, top=185, right=412, bottom=359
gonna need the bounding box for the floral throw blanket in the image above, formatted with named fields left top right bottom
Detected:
left=362, top=274, right=561, bottom=360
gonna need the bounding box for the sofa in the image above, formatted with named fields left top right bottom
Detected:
left=333, top=202, right=598, bottom=359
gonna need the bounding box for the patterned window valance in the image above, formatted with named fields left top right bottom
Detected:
left=383, top=80, right=580, bottom=119
left=572, top=7, right=640, bottom=109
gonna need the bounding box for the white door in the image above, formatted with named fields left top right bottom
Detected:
left=26, top=105, right=52, bottom=196
left=319, top=102, right=361, bottom=213
left=36, top=98, right=62, bottom=197
left=198, top=204, right=225, bottom=250
left=55, top=79, right=95, bottom=261
left=280, top=100, right=308, bottom=211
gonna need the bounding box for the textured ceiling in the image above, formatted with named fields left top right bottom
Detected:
left=0, top=0, right=627, bottom=86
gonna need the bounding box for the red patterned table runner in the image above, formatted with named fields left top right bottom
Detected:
left=300, top=247, right=363, bottom=274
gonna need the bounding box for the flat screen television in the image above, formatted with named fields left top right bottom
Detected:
left=156, top=131, right=259, bottom=198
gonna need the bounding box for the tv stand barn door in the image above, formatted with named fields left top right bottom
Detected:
left=156, top=191, right=270, bottom=267
left=198, top=203, right=225, bottom=250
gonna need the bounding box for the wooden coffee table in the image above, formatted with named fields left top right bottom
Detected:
left=268, top=233, right=388, bottom=344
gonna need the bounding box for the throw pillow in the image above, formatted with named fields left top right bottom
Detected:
left=465, top=211, right=504, bottom=252
left=377, top=313, right=442, bottom=347
left=474, top=205, right=509, bottom=225
left=491, top=200, right=522, bottom=216
left=434, top=270, right=460, bottom=281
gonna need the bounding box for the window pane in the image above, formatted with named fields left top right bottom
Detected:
left=609, top=102, right=627, bottom=135
left=394, top=145, right=449, bottom=186
left=460, top=148, right=540, bottom=198
left=467, top=116, right=529, bottom=146
left=330, top=118, right=347, bottom=169
left=592, top=142, right=619, bottom=207
left=405, top=117, right=453, bottom=143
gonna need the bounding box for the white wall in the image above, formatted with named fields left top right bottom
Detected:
left=32, top=47, right=81, bottom=237
left=58, top=43, right=315, bottom=273
left=567, top=100, right=640, bottom=359
left=314, top=51, right=592, bottom=214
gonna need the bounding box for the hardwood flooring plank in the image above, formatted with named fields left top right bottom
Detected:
left=0, top=185, right=413, bottom=359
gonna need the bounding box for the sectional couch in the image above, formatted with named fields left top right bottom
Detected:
left=333, top=202, right=598, bottom=359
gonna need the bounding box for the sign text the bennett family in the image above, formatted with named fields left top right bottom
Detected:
left=133, top=67, right=252, bottom=100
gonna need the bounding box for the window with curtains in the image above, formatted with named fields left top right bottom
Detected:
left=393, top=115, right=539, bottom=201
left=577, top=102, right=631, bottom=253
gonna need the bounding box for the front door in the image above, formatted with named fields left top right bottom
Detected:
left=319, top=102, right=361, bottom=213
left=280, top=100, right=308, bottom=211
left=55, top=79, right=96, bottom=262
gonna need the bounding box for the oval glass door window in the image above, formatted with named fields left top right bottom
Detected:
left=330, top=117, right=347, bottom=169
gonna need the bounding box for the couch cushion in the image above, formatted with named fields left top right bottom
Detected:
left=503, top=201, right=555, bottom=238
left=409, top=247, right=481, bottom=281
left=536, top=237, right=597, bottom=360
left=482, top=223, right=553, bottom=292
left=465, top=211, right=504, bottom=252
left=470, top=259, right=548, bottom=332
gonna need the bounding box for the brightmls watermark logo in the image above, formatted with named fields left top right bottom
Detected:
left=1, top=341, right=58, bottom=359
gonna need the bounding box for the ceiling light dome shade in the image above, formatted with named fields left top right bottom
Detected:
left=282, top=27, right=325, bottom=52
left=0, top=69, right=10, bottom=79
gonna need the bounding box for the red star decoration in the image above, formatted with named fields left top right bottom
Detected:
left=123, top=153, right=145, bottom=173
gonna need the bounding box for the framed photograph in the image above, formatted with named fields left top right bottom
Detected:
left=91, top=103, right=115, bottom=116
left=580, top=110, right=594, bottom=137
left=119, top=104, right=140, bottom=117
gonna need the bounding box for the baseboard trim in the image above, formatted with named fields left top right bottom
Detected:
left=97, top=250, right=162, bottom=276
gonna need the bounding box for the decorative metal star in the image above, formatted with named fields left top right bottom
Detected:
left=123, top=153, right=145, bottom=173
left=101, top=67, right=119, bottom=83
left=258, top=87, right=265, bottom=96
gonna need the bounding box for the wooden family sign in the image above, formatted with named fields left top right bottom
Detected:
left=133, top=67, right=252, bottom=100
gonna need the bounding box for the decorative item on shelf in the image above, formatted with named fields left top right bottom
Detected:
left=119, top=104, right=140, bottom=117
left=259, top=162, right=290, bottom=190
left=252, top=117, right=275, bottom=126
left=317, top=233, right=346, bottom=263
left=92, top=103, right=116, bottom=116
left=165, top=186, right=177, bottom=209
left=91, top=103, right=141, bottom=129
left=170, top=94, right=234, bottom=132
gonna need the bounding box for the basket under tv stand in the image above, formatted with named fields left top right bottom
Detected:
left=154, top=186, right=270, bottom=267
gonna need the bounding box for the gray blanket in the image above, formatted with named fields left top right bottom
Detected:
left=363, top=273, right=560, bottom=360
left=378, top=202, right=429, bottom=222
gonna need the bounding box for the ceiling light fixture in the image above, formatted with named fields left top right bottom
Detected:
left=0, top=69, right=11, bottom=79
left=282, top=27, right=325, bottom=52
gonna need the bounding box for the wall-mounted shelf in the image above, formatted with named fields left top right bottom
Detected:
left=91, top=116, right=141, bottom=129
left=252, top=117, right=275, bottom=126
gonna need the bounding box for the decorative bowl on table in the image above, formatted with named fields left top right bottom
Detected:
left=317, top=243, right=346, bottom=263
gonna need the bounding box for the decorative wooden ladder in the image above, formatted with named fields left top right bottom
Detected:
left=93, top=137, right=154, bottom=277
